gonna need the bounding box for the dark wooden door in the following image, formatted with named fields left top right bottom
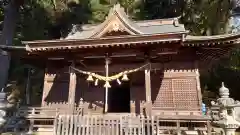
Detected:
left=108, top=81, right=130, bottom=113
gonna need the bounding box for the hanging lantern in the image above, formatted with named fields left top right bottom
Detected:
left=104, top=81, right=111, bottom=88
left=94, top=79, right=99, bottom=86
left=87, top=74, right=94, bottom=82
left=117, top=79, right=121, bottom=85
left=122, top=74, right=129, bottom=81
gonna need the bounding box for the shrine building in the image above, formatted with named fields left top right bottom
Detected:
left=2, top=4, right=240, bottom=135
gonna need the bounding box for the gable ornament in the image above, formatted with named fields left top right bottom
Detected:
left=112, top=22, right=120, bottom=32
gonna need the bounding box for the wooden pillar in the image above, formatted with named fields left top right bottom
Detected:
left=25, top=68, right=31, bottom=105
left=195, top=61, right=203, bottom=112
left=104, top=58, right=110, bottom=113
left=68, top=64, right=77, bottom=114
left=145, top=69, right=152, bottom=116
left=207, top=120, right=211, bottom=135
left=177, top=120, right=181, bottom=135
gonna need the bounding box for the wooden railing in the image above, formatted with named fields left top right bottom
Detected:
left=54, top=115, right=209, bottom=135
left=13, top=106, right=83, bottom=132
left=18, top=107, right=59, bottom=119
left=12, top=107, right=211, bottom=135
left=17, top=106, right=85, bottom=118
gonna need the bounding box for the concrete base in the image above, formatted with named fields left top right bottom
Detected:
left=36, top=128, right=54, bottom=135
left=225, top=129, right=237, bottom=135
left=35, top=131, right=53, bottom=135
left=184, top=130, right=199, bottom=135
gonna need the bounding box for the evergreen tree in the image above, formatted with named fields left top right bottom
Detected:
left=0, top=0, right=24, bottom=93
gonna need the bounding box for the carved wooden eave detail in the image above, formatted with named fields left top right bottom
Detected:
left=22, top=32, right=240, bottom=52
left=183, top=33, right=240, bottom=68
left=184, top=33, right=240, bottom=46
left=23, top=33, right=183, bottom=52
left=90, top=4, right=143, bottom=38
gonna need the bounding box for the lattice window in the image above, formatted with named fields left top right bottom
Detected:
left=152, top=77, right=200, bottom=111
left=153, top=79, right=174, bottom=109
left=172, top=79, right=199, bottom=110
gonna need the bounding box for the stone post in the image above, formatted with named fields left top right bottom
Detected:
left=0, top=92, right=7, bottom=127
left=0, top=90, right=15, bottom=134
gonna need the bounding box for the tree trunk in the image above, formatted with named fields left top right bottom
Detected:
left=0, top=0, right=20, bottom=90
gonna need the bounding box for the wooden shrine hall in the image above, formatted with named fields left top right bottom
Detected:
left=2, top=4, right=240, bottom=135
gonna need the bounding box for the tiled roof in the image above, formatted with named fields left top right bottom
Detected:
left=65, top=4, right=186, bottom=40
left=2, top=4, right=238, bottom=53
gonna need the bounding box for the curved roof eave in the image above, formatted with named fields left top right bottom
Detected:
left=0, top=45, right=27, bottom=55
left=0, top=45, right=26, bottom=51
left=185, top=33, right=240, bottom=42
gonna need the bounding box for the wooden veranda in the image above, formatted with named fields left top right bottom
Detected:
left=53, top=114, right=210, bottom=135
left=11, top=106, right=211, bottom=135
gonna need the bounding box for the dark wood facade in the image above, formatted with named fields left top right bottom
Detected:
left=19, top=4, right=239, bottom=118
left=3, top=4, right=240, bottom=134
left=41, top=60, right=202, bottom=116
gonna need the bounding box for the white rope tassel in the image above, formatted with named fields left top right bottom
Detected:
left=117, top=79, right=121, bottom=85
left=94, top=79, right=99, bottom=86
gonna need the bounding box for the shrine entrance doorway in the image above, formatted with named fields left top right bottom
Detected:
left=108, top=81, right=130, bottom=113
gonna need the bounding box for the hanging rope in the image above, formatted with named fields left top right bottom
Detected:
left=70, top=63, right=149, bottom=81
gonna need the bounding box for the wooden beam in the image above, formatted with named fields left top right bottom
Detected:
left=145, top=69, right=152, bottom=116
left=25, top=43, right=180, bottom=57
left=74, top=62, right=196, bottom=73
left=68, top=62, right=77, bottom=114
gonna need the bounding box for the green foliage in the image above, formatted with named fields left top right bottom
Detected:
left=180, top=0, right=233, bottom=35
left=201, top=49, right=240, bottom=101
left=2, top=133, right=16, bottom=135
left=17, top=1, right=52, bottom=41
left=89, top=0, right=110, bottom=23
left=0, top=1, right=5, bottom=28
left=137, top=0, right=180, bottom=19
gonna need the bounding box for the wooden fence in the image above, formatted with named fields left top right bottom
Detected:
left=54, top=115, right=209, bottom=135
